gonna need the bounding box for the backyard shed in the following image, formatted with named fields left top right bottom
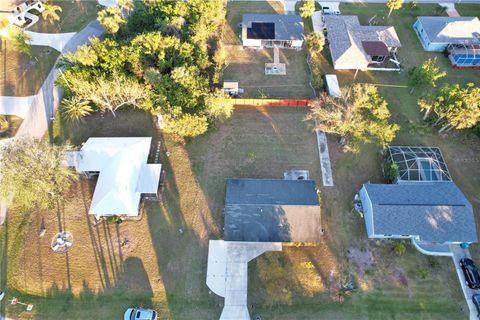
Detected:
left=65, top=137, right=162, bottom=217
left=413, top=16, right=480, bottom=52
left=224, top=179, right=322, bottom=242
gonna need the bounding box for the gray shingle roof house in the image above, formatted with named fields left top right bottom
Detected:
left=241, top=14, right=304, bottom=49
left=224, top=179, right=321, bottom=242
left=359, top=182, right=477, bottom=244
left=413, top=16, right=480, bottom=51
left=357, top=146, right=477, bottom=254
left=324, top=15, right=401, bottom=70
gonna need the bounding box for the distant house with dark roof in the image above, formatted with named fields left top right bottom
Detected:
left=357, top=146, right=477, bottom=255
left=324, top=15, right=401, bottom=70
left=413, top=16, right=480, bottom=52
left=241, top=14, right=304, bottom=49
left=224, top=179, right=321, bottom=242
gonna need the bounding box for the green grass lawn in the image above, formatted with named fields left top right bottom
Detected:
left=0, top=41, right=58, bottom=96
left=28, top=0, right=99, bottom=33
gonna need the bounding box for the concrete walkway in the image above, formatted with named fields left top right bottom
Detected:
left=0, top=96, right=35, bottom=118
left=450, top=245, right=478, bottom=320
left=207, top=240, right=282, bottom=320
left=439, top=3, right=460, bottom=16
left=315, top=124, right=334, bottom=186
left=25, top=31, right=77, bottom=52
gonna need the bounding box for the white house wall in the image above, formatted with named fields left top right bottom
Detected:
left=243, top=38, right=261, bottom=47
left=291, top=40, right=303, bottom=48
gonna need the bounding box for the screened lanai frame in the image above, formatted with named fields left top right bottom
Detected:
left=386, top=146, right=452, bottom=182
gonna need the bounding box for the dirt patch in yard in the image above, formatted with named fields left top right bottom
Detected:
left=347, top=247, right=374, bottom=276
left=390, top=267, right=409, bottom=288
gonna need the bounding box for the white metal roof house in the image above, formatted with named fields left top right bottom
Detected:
left=241, top=14, right=304, bottom=49
left=324, top=15, right=401, bottom=70
left=413, top=16, right=480, bottom=52
left=66, top=137, right=162, bottom=218
left=357, top=146, right=477, bottom=256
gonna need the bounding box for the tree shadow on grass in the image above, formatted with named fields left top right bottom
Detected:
left=5, top=256, right=153, bottom=320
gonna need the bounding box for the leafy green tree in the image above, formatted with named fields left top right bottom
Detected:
left=60, top=97, right=93, bottom=122
left=204, top=89, right=234, bottom=122
left=65, top=73, right=148, bottom=116
left=299, top=0, right=316, bottom=19
left=62, top=43, right=98, bottom=66
left=42, top=3, right=62, bottom=24
left=306, top=32, right=325, bottom=56
left=418, top=83, right=480, bottom=133
left=0, top=138, right=76, bottom=210
left=408, top=58, right=446, bottom=93
left=97, top=7, right=126, bottom=34
left=162, top=113, right=209, bottom=138
left=386, top=0, right=403, bottom=17
left=306, top=84, right=399, bottom=153
left=59, top=0, right=229, bottom=139
left=7, top=27, right=32, bottom=57
left=118, top=0, right=134, bottom=12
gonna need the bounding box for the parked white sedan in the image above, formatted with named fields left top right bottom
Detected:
left=124, top=308, right=158, bottom=320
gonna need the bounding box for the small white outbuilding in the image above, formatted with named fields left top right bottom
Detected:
left=66, top=137, right=161, bottom=218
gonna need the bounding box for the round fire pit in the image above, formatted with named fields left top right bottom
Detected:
left=50, top=231, right=73, bottom=253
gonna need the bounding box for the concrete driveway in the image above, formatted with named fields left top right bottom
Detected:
left=207, top=240, right=282, bottom=320
left=25, top=31, right=77, bottom=52
left=450, top=245, right=479, bottom=320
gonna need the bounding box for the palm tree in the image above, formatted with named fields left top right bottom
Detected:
left=42, top=3, right=62, bottom=24
left=60, top=97, right=93, bottom=122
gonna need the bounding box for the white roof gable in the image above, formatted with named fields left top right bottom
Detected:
left=71, top=137, right=161, bottom=217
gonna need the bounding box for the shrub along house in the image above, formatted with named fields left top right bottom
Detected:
left=413, top=16, right=480, bottom=67
left=357, top=146, right=478, bottom=256
left=324, top=15, right=401, bottom=70
left=241, top=14, right=304, bottom=49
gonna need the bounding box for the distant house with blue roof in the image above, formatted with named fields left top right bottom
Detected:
left=413, top=16, right=480, bottom=51
left=413, top=16, right=480, bottom=67
left=357, top=146, right=477, bottom=256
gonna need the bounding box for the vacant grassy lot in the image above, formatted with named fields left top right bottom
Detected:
left=223, top=1, right=314, bottom=99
